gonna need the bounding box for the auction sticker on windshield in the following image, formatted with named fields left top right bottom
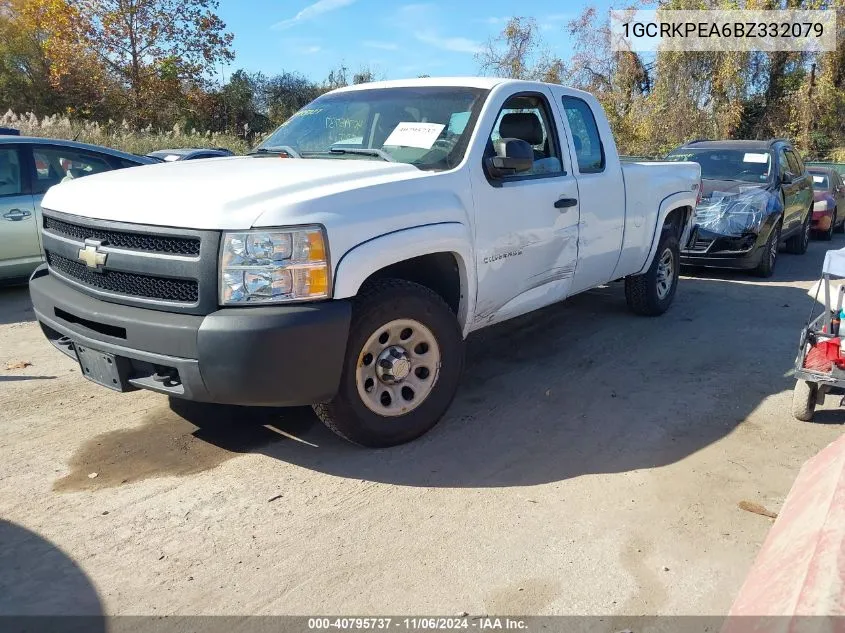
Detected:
left=384, top=122, right=445, bottom=149
left=744, top=153, right=769, bottom=163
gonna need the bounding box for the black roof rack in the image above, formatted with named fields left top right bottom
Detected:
left=686, top=138, right=711, bottom=145
left=0, top=127, right=20, bottom=136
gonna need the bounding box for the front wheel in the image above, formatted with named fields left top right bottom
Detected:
left=753, top=223, right=780, bottom=278
left=625, top=231, right=679, bottom=316
left=792, top=379, right=817, bottom=422
left=313, top=279, right=464, bottom=447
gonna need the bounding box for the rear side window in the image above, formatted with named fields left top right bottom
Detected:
left=561, top=96, right=605, bottom=173
left=0, top=148, right=23, bottom=197
left=32, top=146, right=114, bottom=194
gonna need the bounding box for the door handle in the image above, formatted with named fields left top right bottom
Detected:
left=554, top=198, right=578, bottom=209
left=2, top=208, right=31, bottom=221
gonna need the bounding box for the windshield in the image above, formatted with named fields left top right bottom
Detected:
left=666, top=148, right=772, bottom=184
left=810, top=172, right=830, bottom=191
left=255, top=86, right=489, bottom=171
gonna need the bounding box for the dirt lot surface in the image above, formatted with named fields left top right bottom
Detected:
left=1, top=238, right=844, bottom=617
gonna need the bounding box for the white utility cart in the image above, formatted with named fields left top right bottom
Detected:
left=793, top=247, right=845, bottom=421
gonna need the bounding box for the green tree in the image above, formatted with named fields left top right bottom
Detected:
left=0, top=0, right=114, bottom=118
left=74, top=0, right=234, bottom=126
left=476, top=17, right=566, bottom=81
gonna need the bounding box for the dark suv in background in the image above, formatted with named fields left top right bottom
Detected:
left=666, top=139, right=813, bottom=277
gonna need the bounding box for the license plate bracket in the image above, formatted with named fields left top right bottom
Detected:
left=74, top=344, right=130, bottom=391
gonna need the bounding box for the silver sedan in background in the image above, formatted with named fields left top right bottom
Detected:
left=0, top=133, right=155, bottom=284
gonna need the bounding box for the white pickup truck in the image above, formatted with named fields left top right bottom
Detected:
left=30, top=77, right=700, bottom=447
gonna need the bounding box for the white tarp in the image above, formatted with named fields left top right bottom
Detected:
left=806, top=249, right=845, bottom=303
left=823, top=248, right=845, bottom=277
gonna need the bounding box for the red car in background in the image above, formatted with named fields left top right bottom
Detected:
left=809, top=166, right=845, bottom=240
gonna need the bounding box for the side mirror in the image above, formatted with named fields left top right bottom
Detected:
left=781, top=172, right=793, bottom=184
left=486, top=138, right=533, bottom=179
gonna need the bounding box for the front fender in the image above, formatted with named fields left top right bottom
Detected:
left=332, top=222, right=476, bottom=334
left=634, top=191, right=697, bottom=275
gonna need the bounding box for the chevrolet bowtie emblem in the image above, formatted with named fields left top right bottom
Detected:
left=78, top=239, right=107, bottom=270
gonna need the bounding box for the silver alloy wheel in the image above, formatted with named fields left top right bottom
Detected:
left=356, top=318, right=441, bottom=417
left=655, top=247, right=675, bottom=300
left=804, top=213, right=811, bottom=247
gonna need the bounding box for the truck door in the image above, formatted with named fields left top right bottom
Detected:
left=469, top=88, right=580, bottom=328
left=551, top=88, right=626, bottom=294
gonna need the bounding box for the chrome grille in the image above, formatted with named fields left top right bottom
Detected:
left=46, top=252, right=199, bottom=303
left=43, top=216, right=200, bottom=256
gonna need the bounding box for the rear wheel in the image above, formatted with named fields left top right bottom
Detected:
left=313, top=279, right=464, bottom=447
left=792, top=380, right=817, bottom=422
left=835, top=208, right=844, bottom=233
left=753, top=223, right=780, bottom=278
left=625, top=231, right=679, bottom=316
left=786, top=207, right=811, bottom=254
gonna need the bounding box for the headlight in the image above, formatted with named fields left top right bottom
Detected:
left=220, top=227, right=329, bottom=304
left=695, top=189, right=771, bottom=236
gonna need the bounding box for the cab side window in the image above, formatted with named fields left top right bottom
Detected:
left=0, top=148, right=22, bottom=197
left=561, top=96, right=605, bottom=173
left=487, top=93, right=562, bottom=177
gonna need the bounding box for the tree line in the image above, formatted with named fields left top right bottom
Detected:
left=1, top=0, right=843, bottom=159
left=0, top=0, right=374, bottom=141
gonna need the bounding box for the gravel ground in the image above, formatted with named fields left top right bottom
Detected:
left=1, top=237, right=843, bottom=617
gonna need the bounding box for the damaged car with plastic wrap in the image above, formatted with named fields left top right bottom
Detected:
left=667, top=139, right=813, bottom=277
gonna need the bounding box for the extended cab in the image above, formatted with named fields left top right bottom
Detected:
left=30, top=78, right=700, bottom=447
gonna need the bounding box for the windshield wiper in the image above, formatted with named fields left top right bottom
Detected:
left=249, top=145, right=301, bottom=158
left=328, top=148, right=395, bottom=162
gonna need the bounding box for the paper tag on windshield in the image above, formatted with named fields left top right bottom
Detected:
left=384, top=122, right=445, bottom=149
left=743, top=152, right=768, bottom=164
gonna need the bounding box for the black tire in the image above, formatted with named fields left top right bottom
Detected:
left=792, top=379, right=817, bottom=422
left=835, top=208, right=844, bottom=233
left=752, top=222, right=780, bottom=278
left=625, top=231, right=679, bottom=316
left=313, top=279, right=464, bottom=447
left=785, top=207, right=811, bottom=254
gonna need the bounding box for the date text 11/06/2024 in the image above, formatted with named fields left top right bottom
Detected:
left=307, top=618, right=529, bottom=630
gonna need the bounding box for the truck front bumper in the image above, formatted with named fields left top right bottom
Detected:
left=29, top=266, right=351, bottom=406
